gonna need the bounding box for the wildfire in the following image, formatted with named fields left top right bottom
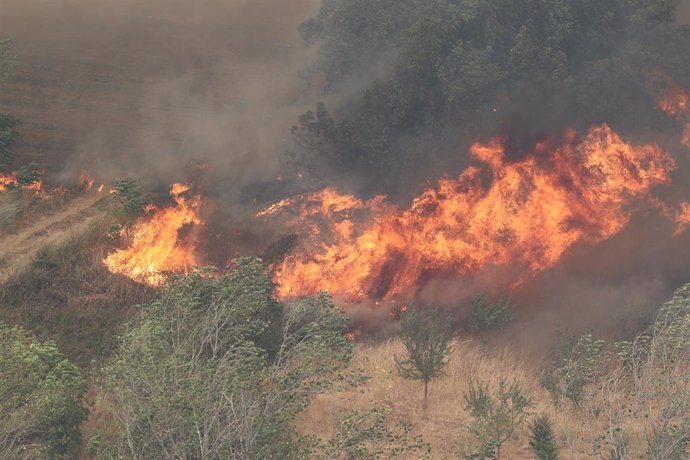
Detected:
left=674, top=202, right=690, bottom=237
left=261, top=125, right=676, bottom=301
left=657, top=77, right=690, bottom=148
left=0, top=171, right=43, bottom=193
left=104, top=183, right=203, bottom=285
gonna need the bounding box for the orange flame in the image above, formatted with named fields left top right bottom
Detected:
left=104, top=183, right=202, bottom=285
left=0, top=171, right=43, bottom=193
left=262, top=125, right=675, bottom=301
left=674, top=202, right=690, bottom=237
left=78, top=171, right=95, bottom=191
left=657, top=77, right=690, bottom=148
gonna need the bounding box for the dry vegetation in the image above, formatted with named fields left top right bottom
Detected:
left=297, top=337, right=657, bottom=459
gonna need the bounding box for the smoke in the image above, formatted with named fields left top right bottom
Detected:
left=679, top=0, right=690, bottom=25
left=0, top=0, right=319, bottom=190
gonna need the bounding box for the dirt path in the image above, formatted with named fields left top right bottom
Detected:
left=0, top=193, right=107, bottom=283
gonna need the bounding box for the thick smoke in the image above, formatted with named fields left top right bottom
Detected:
left=0, top=0, right=319, bottom=191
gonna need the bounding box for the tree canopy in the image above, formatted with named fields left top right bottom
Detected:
left=288, top=0, right=690, bottom=196
left=103, top=259, right=353, bottom=458
left=0, top=323, right=88, bottom=459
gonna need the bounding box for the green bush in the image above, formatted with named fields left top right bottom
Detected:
left=467, top=294, right=515, bottom=332
left=463, top=377, right=532, bottom=460
left=529, top=414, right=560, bottom=460
left=0, top=322, right=88, bottom=458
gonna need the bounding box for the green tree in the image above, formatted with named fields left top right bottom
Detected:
left=0, top=322, right=88, bottom=459
left=395, top=307, right=453, bottom=408
left=289, top=0, right=689, bottom=194
left=463, top=377, right=532, bottom=460
left=541, top=329, right=608, bottom=408
left=529, top=414, right=560, bottom=460
left=104, top=259, right=353, bottom=458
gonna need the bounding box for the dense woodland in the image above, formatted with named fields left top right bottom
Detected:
left=2, top=1, right=690, bottom=458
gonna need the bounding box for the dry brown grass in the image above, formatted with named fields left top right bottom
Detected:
left=297, top=338, right=639, bottom=459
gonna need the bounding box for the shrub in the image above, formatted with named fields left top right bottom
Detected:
left=0, top=322, right=88, bottom=458
left=467, top=294, right=515, bottom=332
left=463, top=377, right=532, bottom=459
left=529, top=414, right=559, bottom=459
left=395, top=307, right=453, bottom=407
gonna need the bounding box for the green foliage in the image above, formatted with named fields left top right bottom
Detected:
left=289, top=0, right=690, bottom=193
left=0, top=322, right=88, bottom=458
left=0, top=221, right=153, bottom=366
left=529, top=414, right=560, bottom=460
left=318, top=406, right=430, bottom=459
left=0, top=113, right=20, bottom=173
left=104, top=259, right=353, bottom=458
left=463, top=377, right=532, bottom=460
left=395, top=307, right=453, bottom=406
left=110, top=178, right=151, bottom=218
left=541, top=329, right=608, bottom=408
left=467, top=294, right=515, bottom=333
left=16, top=161, right=42, bottom=186
left=0, top=38, right=14, bottom=80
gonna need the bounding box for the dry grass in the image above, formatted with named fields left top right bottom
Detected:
left=298, top=338, right=640, bottom=459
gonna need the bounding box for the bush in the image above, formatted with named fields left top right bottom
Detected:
left=111, top=178, right=151, bottom=218
left=540, top=330, right=608, bottom=408
left=0, top=322, right=88, bottom=458
left=463, top=377, right=532, bottom=460
left=529, top=414, right=559, bottom=460
left=467, top=294, right=515, bottom=332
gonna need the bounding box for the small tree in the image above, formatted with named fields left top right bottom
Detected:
left=395, top=307, right=453, bottom=408
left=540, top=329, right=608, bottom=408
left=529, top=414, right=559, bottom=459
left=463, top=377, right=532, bottom=460
left=467, top=294, right=515, bottom=333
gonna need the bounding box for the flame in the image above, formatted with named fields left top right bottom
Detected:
left=657, top=77, right=690, bottom=148
left=0, top=171, right=43, bottom=193
left=78, top=171, right=95, bottom=191
left=674, top=202, right=690, bottom=237
left=262, top=125, right=675, bottom=301
left=104, top=183, right=202, bottom=285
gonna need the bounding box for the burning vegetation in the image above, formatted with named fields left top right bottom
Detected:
left=261, top=125, right=679, bottom=301
left=103, top=183, right=202, bottom=285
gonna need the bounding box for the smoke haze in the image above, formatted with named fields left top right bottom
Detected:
left=0, top=0, right=319, bottom=189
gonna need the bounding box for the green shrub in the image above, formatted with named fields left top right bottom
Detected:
left=0, top=323, right=88, bottom=458
left=467, top=294, right=515, bottom=332
left=529, top=414, right=559, bottom=460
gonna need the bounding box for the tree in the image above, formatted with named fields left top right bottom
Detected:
left=463, top=377, right=532, bottom=460
left=540, top=329, right=608, bottom=408
left=395, top=307, right=453, bottom=408
left=103, top=259, right=353, bottom=458
left=288, top=0, right=690, bottom=195
left=0, top=322, right=88, bottom=459
left=529, top=414, right=560, bottom=460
